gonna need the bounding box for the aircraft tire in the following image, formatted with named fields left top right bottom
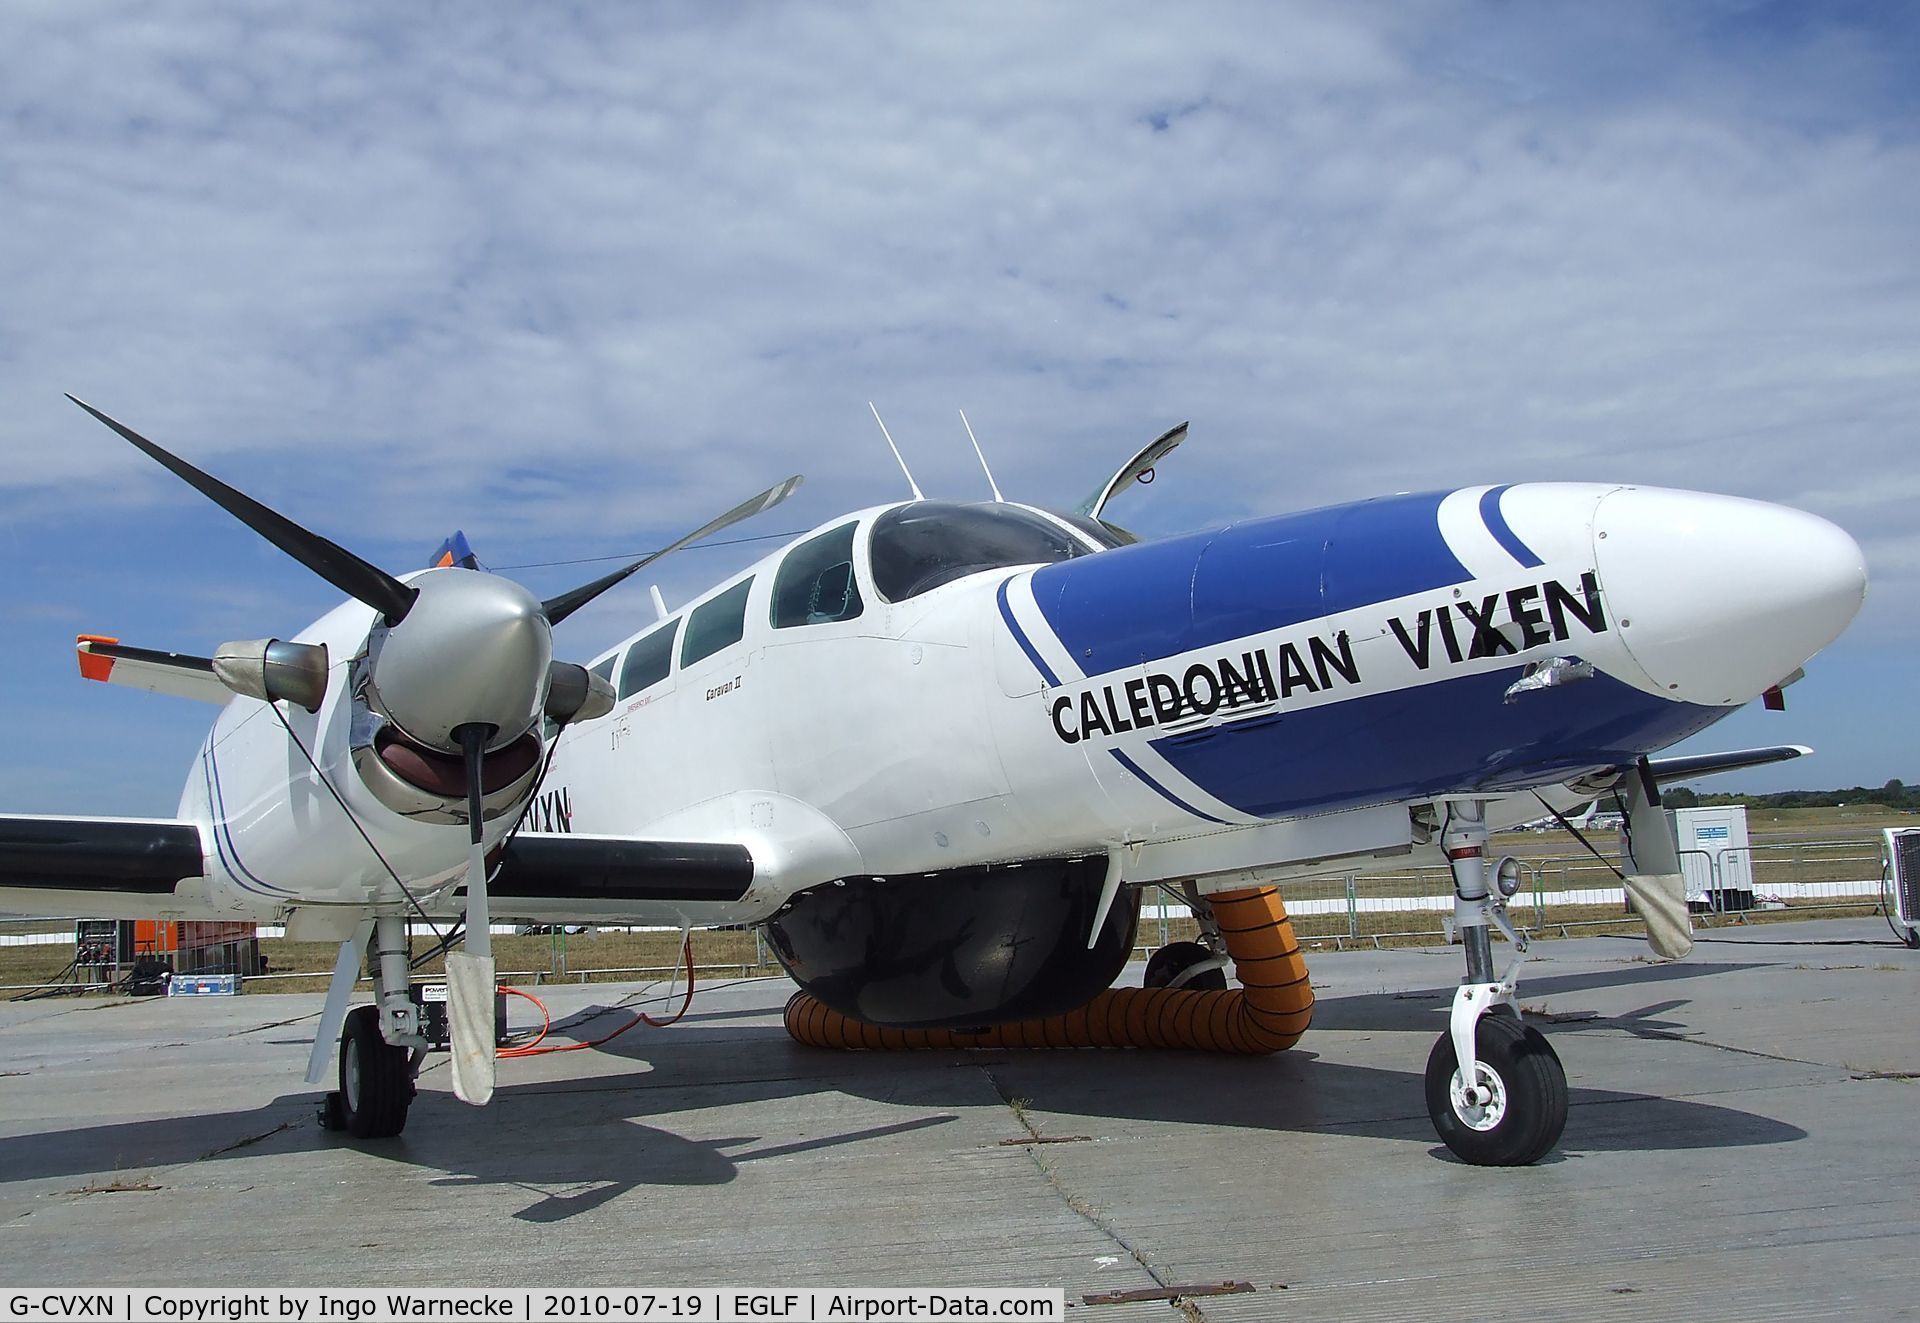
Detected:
left=1143, top=940, right=1228, bottom=992
left=338, top=1005, right=413, bottom=1139
left=1425, top=1014, right=1566, bottom=1166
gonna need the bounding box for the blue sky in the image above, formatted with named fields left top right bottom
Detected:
left=1, top=2, right=1915, bottom=814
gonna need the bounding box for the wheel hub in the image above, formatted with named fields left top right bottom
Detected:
left=1450, top=1061, right=1508, bottom=1131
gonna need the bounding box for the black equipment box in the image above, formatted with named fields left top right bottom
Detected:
left=409, top=983, right=510, bottom=1047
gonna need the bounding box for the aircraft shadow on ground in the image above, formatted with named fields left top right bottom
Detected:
left=1305, top=957, right=1773, bottom=1034
left=0, top=961, right=1810, bottom=1219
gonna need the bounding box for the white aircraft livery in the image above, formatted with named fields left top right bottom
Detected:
left=0, top=404, right=1867, bottom=1166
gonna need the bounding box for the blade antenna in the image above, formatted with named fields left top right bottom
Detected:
left=868, top=402, right=924, bottom=502
left=958, top=409, right=1003, bottom=503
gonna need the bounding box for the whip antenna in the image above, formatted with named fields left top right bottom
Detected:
left=868, top=402, right=924, bottom=501
left=958, top=409, right=1004, bottom=502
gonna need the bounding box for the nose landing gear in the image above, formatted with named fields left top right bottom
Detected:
left=1427, top=801, right=1567, bottom=1165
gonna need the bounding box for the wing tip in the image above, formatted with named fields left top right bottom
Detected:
left=76, top=634, right=119, bottom=683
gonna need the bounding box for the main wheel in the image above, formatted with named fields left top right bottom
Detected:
left=1143, top=940, right=1228, bottom=991
left=336, top=1005, right=413, bottom=1139
left=1424, top=1013, right=1567, bottom=1166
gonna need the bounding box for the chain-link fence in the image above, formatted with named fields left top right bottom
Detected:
left=1139, top=835, right=1890, bottom=952
left=4, top=836, right=1896, bottom=991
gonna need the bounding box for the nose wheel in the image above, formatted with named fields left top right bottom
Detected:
left=1425, top=1011, right=1566, bottom=1165
left=1426, top=799, right=1569, bottom=1165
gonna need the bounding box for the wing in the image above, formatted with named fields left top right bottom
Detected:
left=474, top=833, right=756, bottom=927
left=1644, top=744, right=1811, bottom=786
left=0, top=815, right=207, bottom=918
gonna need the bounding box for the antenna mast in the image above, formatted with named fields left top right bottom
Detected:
left=868, top=402, right=925, bottom=501
left=958, top=409, right=1004, bottom=502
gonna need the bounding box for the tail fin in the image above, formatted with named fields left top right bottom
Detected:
left=430, top=531, right=483, bottom=571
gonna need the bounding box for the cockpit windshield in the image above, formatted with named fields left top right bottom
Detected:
left=868, top=502, right=1100, bottom=602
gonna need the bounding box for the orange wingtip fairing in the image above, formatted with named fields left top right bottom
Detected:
left=76, top=634, right=119, bottom=682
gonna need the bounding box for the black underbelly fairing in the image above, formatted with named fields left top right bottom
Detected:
left=763, top=856, right=1140, bottom=1030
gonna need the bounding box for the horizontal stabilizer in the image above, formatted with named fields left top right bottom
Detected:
left=1644, top=745, right=1811, bottom=786
left=491, top=834, right=754, bottom=905
left=76, top=636, right=229, bottom=705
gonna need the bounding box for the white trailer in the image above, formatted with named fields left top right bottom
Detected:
left=1673, top=805, right=1754, bottom=911
left=1621, top=805, right=1755, bottom=912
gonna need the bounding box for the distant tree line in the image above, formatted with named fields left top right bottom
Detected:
left=1662, top=778, right=1915, bottom=810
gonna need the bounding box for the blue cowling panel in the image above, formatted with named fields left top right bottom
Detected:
left=1148, top=666, right=1727, bottom=818
left=1026, top=486, right=1729, bottom=821
left=1029, top=491, right=1467, bottom=677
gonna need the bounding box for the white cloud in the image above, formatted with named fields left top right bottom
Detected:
left=0, top=2, right=1915, bottom=808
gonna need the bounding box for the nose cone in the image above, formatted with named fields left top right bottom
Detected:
left=371, top=570, right=554, bottom=751
left=1593, top=487, right=1866, bottom=705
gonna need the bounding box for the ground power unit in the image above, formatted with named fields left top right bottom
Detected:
left=1882, top=828, right=1920, bottom=948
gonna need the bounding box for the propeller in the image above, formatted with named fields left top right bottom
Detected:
left=541, top=473, right=804, bottom=624
left=1616, top=756, right=1694, bottom=960
left=67, top=396, right=418, bottom=625
left=69, top=397, right=803, bottom=1104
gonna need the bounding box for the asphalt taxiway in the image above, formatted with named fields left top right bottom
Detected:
left=2, top=919, right=1917, bottom=1320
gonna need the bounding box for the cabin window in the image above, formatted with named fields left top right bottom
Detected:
left=771, top=522, right=864, bottom=628
left=589, top=655, right=616, bottom=685
left=868, top=502, right=1096, bottom=602
left=618, top=619, right=679, bottom=698
left=681, top=577, right=754, bottom=667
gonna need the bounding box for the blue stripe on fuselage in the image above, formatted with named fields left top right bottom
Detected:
left=1149, top=665, right=1725, bottom=817
left=996, top=576, right=1060, bottom=686
left=1028, top=491, right=1468, bottom=678
left=1479, top=484, right=1544, bottom=569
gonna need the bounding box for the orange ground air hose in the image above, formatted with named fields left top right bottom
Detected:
left=782, top=885, right=1313, bottom=1055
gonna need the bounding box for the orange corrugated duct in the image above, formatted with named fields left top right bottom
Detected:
left=782, top=885, right=1314, bottom=1055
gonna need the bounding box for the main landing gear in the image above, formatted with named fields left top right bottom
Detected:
left=318, top=916, right=423, bottom=1139
left=1425, top=801, right=1568, bottom=1165
left=1142, top=884, right=1230, bottom=992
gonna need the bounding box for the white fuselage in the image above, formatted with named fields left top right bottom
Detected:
left=159, top=481, right=1865, bottom=932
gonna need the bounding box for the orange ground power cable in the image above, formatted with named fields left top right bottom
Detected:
left=496, top=934, right=696, bottom=1058
left=782, top=885, right=1313, bottom=1055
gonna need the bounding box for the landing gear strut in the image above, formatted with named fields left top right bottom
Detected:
left=318, top=915, right=423, bottom=1138
left=1425, top=801, right=1567, bottom=1165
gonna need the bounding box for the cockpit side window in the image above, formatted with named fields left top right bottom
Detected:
left=618, top=619, right=679, bottom=698
left=771, top=522, right=864, bottom=628
left=868, top=502, right=1096, bottom=602
left=681, top=577, right=754, bottom=667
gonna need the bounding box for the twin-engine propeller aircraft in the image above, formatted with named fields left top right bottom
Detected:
left=0, top=399, right=1867, bottom=1165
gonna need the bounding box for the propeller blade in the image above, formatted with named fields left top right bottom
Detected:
left=447, top=721, right=497, bottom=1106
left=542, top=473, right=804, bottom=625
left=1077, top=421, right=1188, bottom=520
left=1617, top=756, right=1694, bottom=960
left=67, top=396, right=418, bottom=625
